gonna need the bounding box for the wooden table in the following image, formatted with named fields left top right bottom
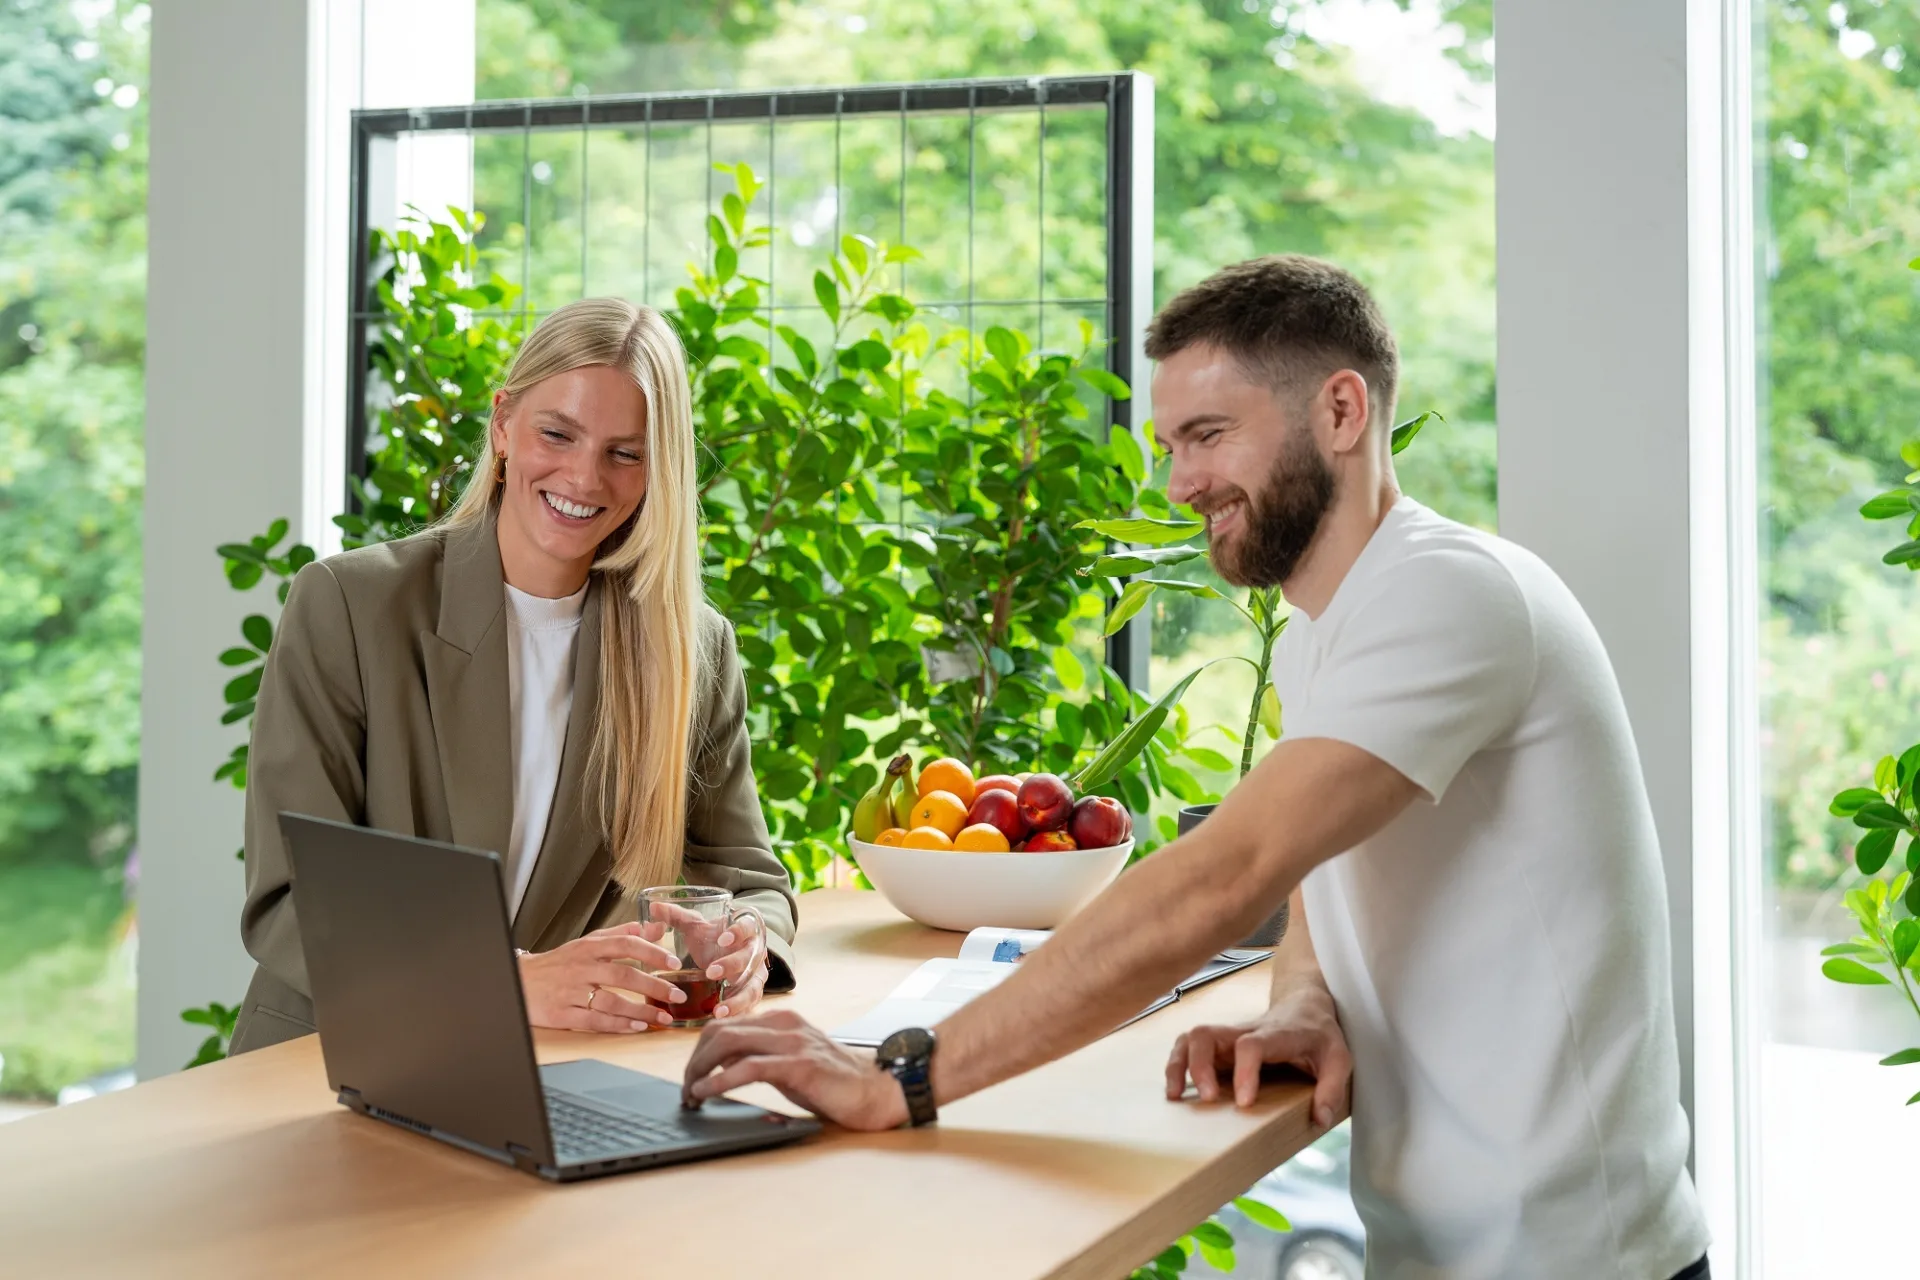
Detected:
left=0, top=890, right=1319, bottom=1279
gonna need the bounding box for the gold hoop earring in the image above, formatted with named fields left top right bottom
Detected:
left=494, top=451, right=507, bottom=484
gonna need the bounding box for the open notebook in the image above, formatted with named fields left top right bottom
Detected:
left=831, top=927, right=1271, bottom=1048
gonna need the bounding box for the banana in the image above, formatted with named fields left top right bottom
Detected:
left=853, top=753, right=913, bottom=842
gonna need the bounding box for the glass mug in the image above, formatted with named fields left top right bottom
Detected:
left=637, top=886, right=764, bottom=1028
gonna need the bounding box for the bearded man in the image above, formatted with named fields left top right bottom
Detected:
left=684, top=256, right=1711, bottom=1280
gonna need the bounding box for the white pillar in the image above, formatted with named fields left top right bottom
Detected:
left=139, top=0, right=474, bottom=1079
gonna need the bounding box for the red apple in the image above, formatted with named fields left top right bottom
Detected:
left=1069, top=795, right=1132, bottom=850
left=975, top=774, right=1021, bottom=798
left=1021, top=830, right=1078, bottom=853
left=966, top=789, right=1029, bottom=844
left=1016, top=773, right=1075, bottom=832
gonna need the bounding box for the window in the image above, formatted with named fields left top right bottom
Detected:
left=1752, top=0, right=1920, bottom=1272
left=0, top=1, right=148, bottom=1114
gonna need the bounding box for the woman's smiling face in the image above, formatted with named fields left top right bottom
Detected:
left=489, top=364, right=650, bottom=595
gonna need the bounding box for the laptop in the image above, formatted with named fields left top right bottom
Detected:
left=279, top=812, right=820, bottom=1181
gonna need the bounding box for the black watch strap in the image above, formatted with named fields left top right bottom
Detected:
left=877, top=1027, right=938, bottom=1127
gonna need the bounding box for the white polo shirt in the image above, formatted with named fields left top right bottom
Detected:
left=1271, top=498, right=1709, bottom=1280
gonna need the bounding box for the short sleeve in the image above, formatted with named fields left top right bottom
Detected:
left=1284, top=547, right=1537, bottom=802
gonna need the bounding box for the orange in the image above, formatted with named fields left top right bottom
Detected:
left=954, top=823, right=1011, bottom=853
left=874, top=828, right=907, bottom=847
left=901, top=826, right=955, bottom=850
left=916, top=758, right=976, bottom=807
left=909, top=789, right=970, bottom=838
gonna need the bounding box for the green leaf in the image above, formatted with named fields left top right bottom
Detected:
left=1190, top=1221, right=1234, bottom=1250
left=841, top=339, right=891, bottom=371
left=223, top=669, right=262, bottom=704
left=1831, top=787, right=1883, bottom=817
left=1861, top=490, right=1914, bottom=519
left=1110, top=425, right=1146, bottom=482
left=1880, top=1048, right=1920, bottom=1066
left=840, top=234, right=870, bottom=276
left=264, top=517, right=289, bottom=548
left=1196, top=1241, right=1235, bottom=1273
left=1907, top=875, right=1920, bottom=918
left=1137, top=577, right=1222, bottom=600
left=1857, top=828, right=1898, bottom=875
left=1878, top=755, right=1900, bottom=794
left=984, top=326, right=1022, bottom=371
left=1080, top=367, right=1132, bottom=400
left=219, top=647, right=258, bottom=666
left=1854, top=801, right=1910, bottom=830
left=241, top=614, right=273, bottom=652
left=1390, top=409, right=1441, bottom=455
left=1231, top=1196, right=1292, bottom=1232
left=1258, top=683, right=1283, bottom=740
left=1052, top=645, right=1085, bottom=692
left=1820, top=942, right=1879, bottom=957
left=714, top=243, right=737, bottom=284
left=1823, top=957, right=1892, bottom=985
left=1884, top=540, right=1920, bottom=566
left=1089, top=546, right=1205, bottom=578
left=1899, top=744, right=1920, bottom=795
left=1068, top=659, right=1223, bottom=794
left=722, top=192, right=746, bottom=237
left=813, top=270, right=839, bottom=323
left=1104, top=579, right=1156, bottom=636
left=217, top=542, right=267, bottom=566
left=1183, top=746, right=1234, bottom=772
left=1895, top=919, right=1920, bottom=968
left=1075, top=516, right=1205, bottom=545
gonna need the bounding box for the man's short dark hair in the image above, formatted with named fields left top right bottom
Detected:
left=1144, top=255, right=1399, bottom=427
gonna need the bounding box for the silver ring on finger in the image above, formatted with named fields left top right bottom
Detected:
left=585, top=985, right=600, bottom=1013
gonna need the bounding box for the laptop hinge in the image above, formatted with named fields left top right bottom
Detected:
left=505, top=1142, right=541, bottom=1174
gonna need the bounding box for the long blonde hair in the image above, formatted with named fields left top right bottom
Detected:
left=446, top=298, right=708, bottom=894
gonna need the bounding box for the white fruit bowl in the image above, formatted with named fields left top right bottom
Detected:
left=845, top=834, right=1133, bottom=932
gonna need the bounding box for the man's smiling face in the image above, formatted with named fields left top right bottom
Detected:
left=1152, top=343, right=1336, bottom=589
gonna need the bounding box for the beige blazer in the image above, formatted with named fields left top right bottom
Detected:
left=229, top=514, right=797, bottom=1054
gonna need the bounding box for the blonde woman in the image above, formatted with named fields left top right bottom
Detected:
left=229, top=298, right=795, bottom=1055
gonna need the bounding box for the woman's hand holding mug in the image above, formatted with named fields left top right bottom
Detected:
left=518, top=922, right=686, bottom=1032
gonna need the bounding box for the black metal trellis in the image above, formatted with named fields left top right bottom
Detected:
left=347, top=72, right=1154, bottom=688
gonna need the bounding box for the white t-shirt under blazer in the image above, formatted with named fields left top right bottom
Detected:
left=1270, top=498, right=1709, bottom=1280
left=501, top=580, right=588, bottom=919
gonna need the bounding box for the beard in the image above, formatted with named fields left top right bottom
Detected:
left=1202, top=425, right=1336, bottom=589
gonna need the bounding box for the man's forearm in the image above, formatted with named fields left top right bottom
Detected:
left=1268, top=886, right=1326, bottom=1000
left=925, top=737, right=1417, bottom=1108
left=931, top=820, right=1281, bottom=1105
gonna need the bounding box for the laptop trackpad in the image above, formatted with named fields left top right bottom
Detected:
left=542, top=1059, right=771, bottom=1129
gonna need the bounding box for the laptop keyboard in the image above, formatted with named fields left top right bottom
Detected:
left=545, top=1089, right=693, bottom=1162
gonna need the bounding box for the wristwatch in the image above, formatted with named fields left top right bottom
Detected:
left=876, top=1027, right=938, bottom=1127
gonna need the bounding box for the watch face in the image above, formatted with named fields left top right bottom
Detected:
left=877, top=1026, right=935, bottom=1065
